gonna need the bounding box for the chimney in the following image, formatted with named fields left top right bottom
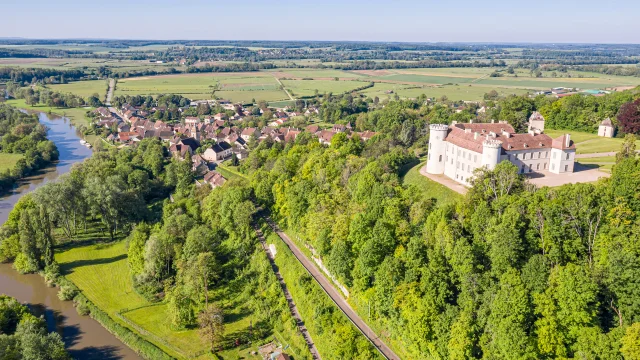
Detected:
left=565, top=134, right=571, bottom=148
left=491, top=119, right=495, bottom=123
left=452, top=120, right=458, bottom=125
left=502, top=130, right=511, bottom=138
left=474, top=132, right=479, bottom=140
left=469, top=119, right=474, bottom=124
left=528, top=130, right=535, bottom=136
left=465, top=128, right=471, bottom=134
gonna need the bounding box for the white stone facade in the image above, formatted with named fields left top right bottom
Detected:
left=427, top=121, right=576, bottom=185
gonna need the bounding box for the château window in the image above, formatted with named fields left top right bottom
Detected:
left=565, top=153, right=570, bottom=160
left=439, top=155, right=442, bottom=162
left=564, top=164, right=569, bottom=172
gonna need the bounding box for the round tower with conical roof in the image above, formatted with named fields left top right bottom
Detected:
left=426, top=124, right=449, bottom=174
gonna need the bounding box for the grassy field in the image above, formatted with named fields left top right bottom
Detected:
left=544, top=129, right=640, bottom=154
left=55, top=231, right=307, bottom=360
left=49, top=80, right=108, bottom=98
left=400, top=160, right=463, bottom=207
left=0, top=153, right=23, bottom=171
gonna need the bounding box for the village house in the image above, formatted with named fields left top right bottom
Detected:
left=332, top=124, right=346, bottom=133
left=203, top=170, right=226, bottom=188
left=192, top=154, right=210, bottom=175
left=95, top=107, right=111, bottom=118
left=202, top=142, right=233, bottom=162
left=185, top=116, right=201, bottom=125
left=318, top=130, right=336, bottom=145
left=241, top=127, right=260, bottom=141
left=426, top=116, right=576, bottom=186
left=169, top=138, right=200, bottom=159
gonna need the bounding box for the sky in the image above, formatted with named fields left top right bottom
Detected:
left=2, top=0, right=639, bottom=44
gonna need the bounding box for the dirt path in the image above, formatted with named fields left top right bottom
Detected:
left=273, top=76, right=295, bottom=101
left=105, top=78, right=115, bottom=106
left=254, top=224, right=321, bottom=360
left=263, top=217, right=401, bottom=360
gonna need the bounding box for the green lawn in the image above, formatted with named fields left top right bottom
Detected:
left=544, top=129, right=640, bottom=154
left=4, top=99, right=94, bottom=127
left=49, top=80, right=108, bottom=98
left=400, top=160, right=462, bottom=207
left=0, top=153, right=23, bottom=171
left=576, top=156, right=616, bottom=173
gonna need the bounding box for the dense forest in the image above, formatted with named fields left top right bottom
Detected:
left=0, top=295, right=70, bottom=360
left=0, top=105, right=59, bottom=192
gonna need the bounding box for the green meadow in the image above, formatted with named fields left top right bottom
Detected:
left=0, top=153, right=23, bottom=171
left=49, top=80, right=108, bottom=98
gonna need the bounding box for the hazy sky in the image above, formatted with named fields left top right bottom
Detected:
left=2, top=0, right=638, bottom=43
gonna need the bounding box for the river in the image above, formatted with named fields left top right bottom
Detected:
left=0, top=112, right=140, bottom=359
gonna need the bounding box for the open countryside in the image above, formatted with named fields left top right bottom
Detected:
left=2, top=8, right=640, bottom=360
left=41, top=66, right=640, bottom=103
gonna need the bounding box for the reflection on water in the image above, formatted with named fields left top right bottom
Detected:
left=0, top=112, right=93, bottom=224
left=0, top=112, right=140, bottom=359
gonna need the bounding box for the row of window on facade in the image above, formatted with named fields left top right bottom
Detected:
left=449, top=146, right=479, bottom=163
left=509, top=151, right=570, bottom=161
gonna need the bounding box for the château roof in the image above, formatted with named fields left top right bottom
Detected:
left=551, top=134, right=576, bottom=150
left=442, top=121, right=566, bottom=153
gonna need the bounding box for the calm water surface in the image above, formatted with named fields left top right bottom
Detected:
left=0, top=112, right=140, bottom=359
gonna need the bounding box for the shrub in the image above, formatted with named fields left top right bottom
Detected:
left=76, top=301, right=90, bottom=316
left=43, top=262, right=61, bottom=286
left=57, top=285, right=79, bottom=301
left=13, top=253, right=39, bottom=274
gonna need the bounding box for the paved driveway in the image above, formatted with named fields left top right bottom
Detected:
left=526, top=164, right=610, bottom=187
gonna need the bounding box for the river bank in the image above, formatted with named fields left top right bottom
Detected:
left=4, top=99, right=99, bottom=145
left=0, top=111, right=141, bottom=359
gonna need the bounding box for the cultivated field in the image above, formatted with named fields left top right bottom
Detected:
left=0, top=57, right=182, bottom=74
left=11, top=63, right=640, bottom=103
left=115, top=73, right=290, bottom=103
left=280, top=79, right=371, bottom=97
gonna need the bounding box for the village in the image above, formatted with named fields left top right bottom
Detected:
left=92, top=100, right=377, bottom=189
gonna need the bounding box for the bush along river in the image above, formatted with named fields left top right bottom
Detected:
left=0, top=112, right=140, bottom=359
